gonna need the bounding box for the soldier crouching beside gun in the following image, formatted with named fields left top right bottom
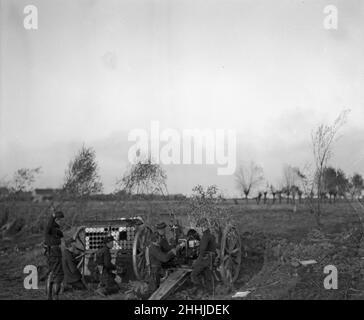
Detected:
left=155, top=222, right=172, bottom=253
left=44, top=210, right=65, bottom=300
left=95, top=235, right=120, bottom=296
left=143, top=232, right=183, bottom=299
left=191, top=218, right=217, bottom=295
left=62, top=238, right=87, bottom=291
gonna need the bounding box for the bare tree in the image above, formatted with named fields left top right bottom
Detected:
left=263, top=183, right=269, bottom=204
left=296, top=165, right=316, bottom=214
left=297, top=188, right=303, bottom=204
left=282, top=165, right=300, bottom=204
left=188, top=185, right=231, bottom=233
left=0, top=168, right=42, bottom=232
left=270, top=184, right=277, bottom=204
left=118, top=157, right=168, bottom=197
left=12, top=167, right=42, bottom=194
left=63, top=145, right=103, bottom=198
left=116, top=156, right=168, bottom=223
left=311, top=109, right=350, bottom=225
left=234, top=162, right=264, bottom=204
left=62, top=145, right=103, bottom=225
left=277, top=189, right=283, bottom=204
left=256, top=191, right=263, bottom=205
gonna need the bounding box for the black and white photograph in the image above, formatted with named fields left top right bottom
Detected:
left=1, top=0, right=364, bottom=305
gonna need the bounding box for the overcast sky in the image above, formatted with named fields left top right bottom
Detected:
left=1, top=0, right=364, bottom=195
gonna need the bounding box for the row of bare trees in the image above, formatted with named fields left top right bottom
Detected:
left=234, top=163, right=304, bottom=205
left=234, top=161, right=363, bottom=205
left=233, top=110, right=357, bottom=226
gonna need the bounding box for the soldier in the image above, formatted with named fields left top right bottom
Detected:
left=191, top=218, right=217, bottom=294
left=44, top=210, right=65, bottom=300
left=145, top=232, right=177, bottom=297
left=155, top=222, right=172, bottom=253
left=95, top=235, right=119, bottom=296
left=156, top=221, right=181, bottom=271
left=62, top=238, right=87, bottom=291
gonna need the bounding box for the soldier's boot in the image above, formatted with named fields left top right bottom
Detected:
left=52, top=283, right=61, bottom=300
left=203, top=269, right=215, bottom=296
left=46, top=277, right=53, bottom=300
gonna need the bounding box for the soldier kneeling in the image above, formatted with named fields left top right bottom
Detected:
left=95, top=236, right=120, bottom=296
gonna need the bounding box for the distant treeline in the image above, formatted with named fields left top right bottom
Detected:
left=0, top=188, right=188, bottom=202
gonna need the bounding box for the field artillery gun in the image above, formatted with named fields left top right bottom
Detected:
left=133, top=219, right=242, bottom=299
left=72, top=217, right=144, bottom=282
left=72, top=215, right=242, bottom=299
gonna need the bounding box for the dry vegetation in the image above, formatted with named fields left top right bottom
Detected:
left=0, top=198, right=363, bottom=300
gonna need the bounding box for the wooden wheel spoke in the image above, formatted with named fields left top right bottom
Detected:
left=137, top=259, right=143, bottom=269
left=223, top=254, right=230, bottom=262
left=229, top=247, right=240, bottom=255
left=137, top=256, right=145, bottom=268
left=226, top=239, right=232, bottom=251
left=133, top=226, right=152, bottom=280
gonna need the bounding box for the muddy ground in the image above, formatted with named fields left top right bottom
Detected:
left=1, top=200, right=364, bottom=300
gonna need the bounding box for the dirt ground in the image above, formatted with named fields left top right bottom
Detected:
left=0, top=200, right=363, bottom=300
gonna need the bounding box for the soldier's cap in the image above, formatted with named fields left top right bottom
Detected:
left=65, top=238, right=76, bottom=248
left=54, top=211, right=64, bottom=219
left=155, top=222, right=167, bottom=230
left=103, top=235, right=115, bottom=244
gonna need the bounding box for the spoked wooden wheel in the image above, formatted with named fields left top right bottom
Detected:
left=73, top=226, right=86, bottom=250
left=73, top=226, right=86, bottom=274
left=132, top=225, right=152, bottom=280
left=219, top=225, right=242, bottom=285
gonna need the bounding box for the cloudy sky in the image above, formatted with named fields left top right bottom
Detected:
left=0, top=0, right=363, bottom=195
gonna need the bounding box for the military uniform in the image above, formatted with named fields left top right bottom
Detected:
left=147, top=242, right=175, bottom=295
left=62, top=249, right=86, bottom=290
left=191, top=229, right=217, bottom=292
left=155, top=222, right=175, bottom=269
left=44, top=214, right=64, bottom=299
left=96, top=242, right=119, bottom=295
left=159, top=235, right=172, bottom=253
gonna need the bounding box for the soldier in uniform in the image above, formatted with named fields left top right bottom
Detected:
left=95, top=235, right=120, bottom=296
left=191, top=218, right=217, bottom=294
left=145, top=232, right=177, bottom=297
left=155, top=222, right=172, bottom=253
left=62, top=238, right=87, bottom=291
left=44, top=210, right=65, bottom=300
left=155, top=221, right=179, bottom=270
